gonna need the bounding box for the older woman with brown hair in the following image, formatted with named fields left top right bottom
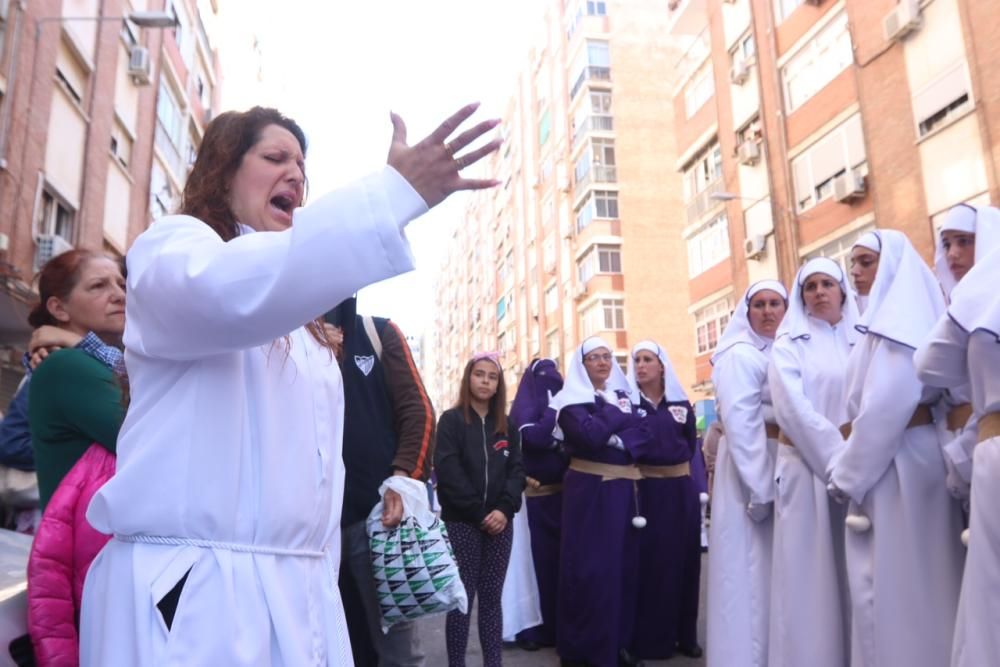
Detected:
left=79, top=104, right=499, bottom=666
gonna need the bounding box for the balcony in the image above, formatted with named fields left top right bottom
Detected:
left=570, top=66, right=611, bottom=100
left=666, top=0, right=708, bottom=36
left=574, top=165, right=617, bottom=199
left=573, top=115, right=614, bottom=148
left=685, top=178, right=725, bottom=225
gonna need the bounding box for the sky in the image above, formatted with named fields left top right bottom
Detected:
left=214, top=0, right=540, bottom=338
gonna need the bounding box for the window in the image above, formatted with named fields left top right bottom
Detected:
left=156, top=81, right=184, bottom=149
left=575, top=189, right=619, bottom=232
left=683, top=143, right=723, bottom=202
left=547, top=331, right=560, bottom=361
left=587, top=1, right=607, bottom=16
left=578, top=244, right=622, bottom=284
left=538, top=110, right=551, bottom=146
left=570, top=40, right=611, bottom=99
left=120, top=19, right=137, bottom=47
left=913, top=61, right=972, bottom=138
left=791, top=113, right=866, bottom=212
left=195, top=72, right=212, bottom=110
left=782, top=12, right=852, bottom=112
left=581, top=298, right=625, bottom=337
left=497, top=296, right=507, bottom=321
left=684, top=61, right=715, bottom=118
left=149, top=163, right=175, bottom=218
left=543, top=234, right=556, bottom=273
left=110, top=119, right=133, bottom=169
left=55, top=40, right=89, bottom=106
left=544, top=284, right=559, bottom=312
left=575, top=137, right=616, bottom=188
left=694, top=298, right=733, bottom=355
left=573, top=90, right=613, bottom=144
left=737, top=32, right=756, bottom=60
left=687, top=213, right=730, bottom=277
left=36, top=188, right=76, bottom=242
left=773, top=0, right=805, bottom=23
left=802, top=224, right=875, bottom=276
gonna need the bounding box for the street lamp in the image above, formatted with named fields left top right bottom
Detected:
left=710, top=191, right=763, bottom=203
left=36, top=11, right=180, bottom=35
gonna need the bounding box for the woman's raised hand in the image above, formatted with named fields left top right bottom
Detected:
left=387, top=103, right=502, bottom=208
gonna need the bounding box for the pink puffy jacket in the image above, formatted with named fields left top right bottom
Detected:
left=27, top=444, right=114, bottom=667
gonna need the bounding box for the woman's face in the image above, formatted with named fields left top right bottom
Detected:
left=941, top=230, right=976, bottom=282
left=469, top=360, right=500, bottom=403
left=849, top=247, right=880, bottom=296
left=47, top=258, right=126, bottom=338
left=802, top=272, right=844, bottom=325
left=582, top=347, right=613, bottom=388
left=747, top=289, right=787, bottom=338
left=633, top=350, right=664, bottom=390
left=228, top=124, right=306, bottom=233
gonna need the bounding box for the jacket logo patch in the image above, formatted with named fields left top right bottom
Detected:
left=493, top=440, right=509, bottom=451
left=354, top=355, right=375, bottom=376
left=617, top=397, right=632, bottom=413
left=668, top=406, right=689, bottom=424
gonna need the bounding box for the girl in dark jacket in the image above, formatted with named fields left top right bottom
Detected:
left=434, top=352, right=525, bottom=667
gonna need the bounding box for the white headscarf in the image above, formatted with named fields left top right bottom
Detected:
left=934, top=205, right=1000, bottom=297
left=549, top=336, right=631, bottom=412
left=853, top=230, right=882, bottom=254
left=710, top=279, right=788, bottom=364
left=949, top=245, right=1000, bottom=338
left=854, top=230, right=945, bottom=349
left=776, top=257, right=860, bottom=341
left=626, top=339, right=688, bottom=404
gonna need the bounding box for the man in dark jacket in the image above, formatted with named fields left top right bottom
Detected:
left=327, top=297, right=435, bottom=667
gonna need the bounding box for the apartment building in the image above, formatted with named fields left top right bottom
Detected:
left=429, top=0, right=698, bottom=411
left=0, top=0, right=222, bottom=401
left=668, top=0, right=1000, bottom=390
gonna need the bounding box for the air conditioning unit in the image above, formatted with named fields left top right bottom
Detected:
left=128, top=46, right=152, bottom=86
left=730, top=57, right=750, bottom=85
left=737, top=140, right=761, bottom=166
left=573, top=284, right=589, bottom=301
left=833, top=170, right=866, bottom=203
left=744, top=234, right=766, bottom=260
left=804, top=0, right=822, bottom=5
left=883, top=0, right=921, bottom=43
left=35, top=234, right=74, bottom=270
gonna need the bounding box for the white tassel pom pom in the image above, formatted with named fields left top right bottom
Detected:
left=632, top=515, right=647, bottom=529
left=845, top=514, right=872, bottom=533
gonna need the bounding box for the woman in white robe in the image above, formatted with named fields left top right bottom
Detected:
left=848, top=231, right=880, bottom=315
left=706, top=279, right=787, bottom=667
left=767, top=257, right=858, bottom=667
left=79, top=105, right=500, bottom=666
left=933, top=206, right=1000, bottom=502
left=829, top=230, right=964, bottom=667
left=916, top=246, right=1000, bottom=667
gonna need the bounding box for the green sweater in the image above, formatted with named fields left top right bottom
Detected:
left=28, top=348, right=124, bottom=510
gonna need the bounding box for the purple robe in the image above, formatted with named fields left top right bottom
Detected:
left=630, top=397, right=702, bottom=659
left=556, top=392, right=654, bottom=667
left=509, top=360, right=565, bottom=646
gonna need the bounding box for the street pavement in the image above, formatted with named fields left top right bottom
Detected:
left=421, top=554, right=708, bottom=666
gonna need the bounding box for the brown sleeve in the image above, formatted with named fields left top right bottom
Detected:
left=380, top=321, right=435, bottom=481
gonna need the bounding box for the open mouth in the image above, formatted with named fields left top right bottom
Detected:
left=269, top=194, right=295, bottom=220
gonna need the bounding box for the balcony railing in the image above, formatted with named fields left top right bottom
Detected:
left=570, top=66, right=611, bottom=100
left=685, top=178, right=724, bottom=225
left=574, top=165, right=617, bottom=199
left=573, top=115, right=614, bottom=148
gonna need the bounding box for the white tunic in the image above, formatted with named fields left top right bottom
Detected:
left=79, top=167, right=426, bottom=666
left=707, top=343, right=777, bottom=667
left=916, top=318, right=1000, bottom=667
left=768, top=316, right=852, bottom=667
left=832, top=335, right=964, bottom=667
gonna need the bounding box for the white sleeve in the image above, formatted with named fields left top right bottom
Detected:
left=768, top=338, right=845, bottom=478
left=125, top=166, right=425, bottom=360
left=914, top=314, right=970, bottom=390
left=714, top=347, right=774, bottom=505
left=831, top=338, right=923, bottom=504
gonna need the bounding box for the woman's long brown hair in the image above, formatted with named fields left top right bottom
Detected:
left=453, top=359, right=508, bottom=436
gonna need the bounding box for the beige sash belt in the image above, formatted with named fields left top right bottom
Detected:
left=525, top=476, right=564, bottom=497
left=979, top=412, right=1000, bottom=444
left=947, top=403, right=973, bottom=432
left=837, top=403, right=935, bottom=441
left=568, top=458, right=690, bottom=481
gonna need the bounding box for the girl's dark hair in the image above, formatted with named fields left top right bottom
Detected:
left=28, top=249, right=103, bottom=328
left=181, top=106, right=334, bottom=353
left=454, top=358, right=508, bottom=436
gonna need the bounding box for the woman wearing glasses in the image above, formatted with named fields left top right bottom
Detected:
left=553, top=337, right=652, bottom=667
